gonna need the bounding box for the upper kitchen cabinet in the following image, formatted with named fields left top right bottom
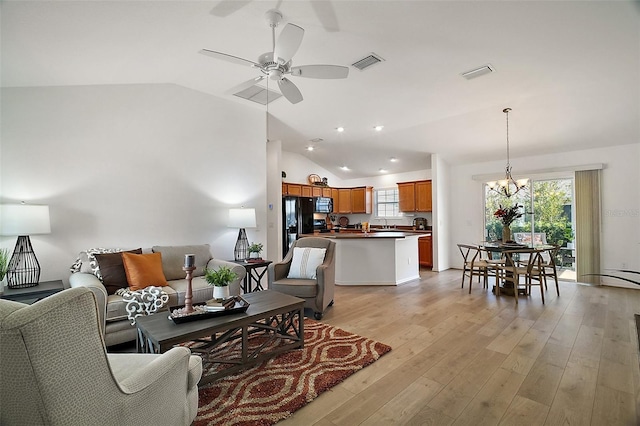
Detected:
left=415, top=180, right=432, bottom=212
left=337, top=189, right=352, bottom=213
left=398, top=180, right=432, bottom=212
left=284, top=183, right=302, bottom=196
left=351, top=186, right=373, bottom=214
left=331, top=188, right=339, bottom=213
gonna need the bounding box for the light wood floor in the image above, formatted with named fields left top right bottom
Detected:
left=279, top=268, right=640, bottom=426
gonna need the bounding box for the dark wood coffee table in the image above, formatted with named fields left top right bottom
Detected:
left=135, top=290, right=304, bottom=385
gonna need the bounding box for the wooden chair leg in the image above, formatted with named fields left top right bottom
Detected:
left=552, top=266, right=560, bottom=296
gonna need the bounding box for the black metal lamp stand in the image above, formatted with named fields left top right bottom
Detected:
left=6, top=235, right=41, bottom=288
left=234, top=228, right=249, bottom=261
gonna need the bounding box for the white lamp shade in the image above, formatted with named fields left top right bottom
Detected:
left=0, top=204, right=51, bottom=236
left=228, top=208, right=256, bottom=229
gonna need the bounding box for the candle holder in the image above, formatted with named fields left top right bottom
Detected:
left=182, top=266, right=196, bottom=314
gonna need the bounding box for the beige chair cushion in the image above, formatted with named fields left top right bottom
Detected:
left=271, top=278, right=318, bottom=298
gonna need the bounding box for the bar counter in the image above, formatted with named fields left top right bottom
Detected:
left=299, top=230, right=425, bottom=286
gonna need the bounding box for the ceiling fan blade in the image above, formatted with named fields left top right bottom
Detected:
left=210, top=0, right=252, bottom=17
left=278, top=78, right=303, bottom=104
left=310, top=1, right=340, bottom=32
left=274, top=23, right=304, bottom=65
left=226, top=76, right=266, bottom=94
left=291, top=65, right=349, bottom=79
left=199, top=49, right=259, bottom=67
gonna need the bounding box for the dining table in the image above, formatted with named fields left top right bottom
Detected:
left=480, top=242, right=554, bottom=298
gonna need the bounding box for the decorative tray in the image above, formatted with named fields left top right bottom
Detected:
left=169, top=296, right=250, bottom=324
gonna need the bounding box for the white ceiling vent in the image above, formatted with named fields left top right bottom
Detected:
left=233, top=85, right=282, bottom=105
left=461, top=64, right=495, bottom=80
left=352, top=53, right=385, bottom=71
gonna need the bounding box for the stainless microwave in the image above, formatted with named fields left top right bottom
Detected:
left=314, top=197, right=333, bottom=213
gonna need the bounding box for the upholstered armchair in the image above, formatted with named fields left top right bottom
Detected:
left=268, top=237, right=336, bottom=319
left=0, top=287, right=202, bottom=426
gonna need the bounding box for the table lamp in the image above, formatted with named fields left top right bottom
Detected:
left=228, top=207, right=256, bottom=261
left=0, top=204, right=51, bottom=288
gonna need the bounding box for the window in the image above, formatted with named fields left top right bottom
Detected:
left=375, top=188, right=402, bottom=217
left=484, top=177, right=576, bottom=279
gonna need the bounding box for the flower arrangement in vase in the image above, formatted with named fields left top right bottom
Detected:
left=494, top=204, right=523, bottom=242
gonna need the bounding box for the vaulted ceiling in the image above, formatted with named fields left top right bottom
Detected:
left=3, top=1, right=639, bottom=178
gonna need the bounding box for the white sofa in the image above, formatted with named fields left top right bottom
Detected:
left=69, top=244, right=246, bottom=347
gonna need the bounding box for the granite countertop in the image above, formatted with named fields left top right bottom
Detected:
left=300, top=230, right=431, bottom=239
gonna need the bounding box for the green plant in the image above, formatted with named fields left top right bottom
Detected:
left=0, top=248, right=9, bottom=282
left=204, top=266, right=238, bottom=287
left=248, top=243, right=263, bottom=254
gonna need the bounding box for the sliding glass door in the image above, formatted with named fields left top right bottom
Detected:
left=485, top=177, right=576, bottom=279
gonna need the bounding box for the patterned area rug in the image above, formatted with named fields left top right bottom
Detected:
left=194, top=319, right=392, bottom=426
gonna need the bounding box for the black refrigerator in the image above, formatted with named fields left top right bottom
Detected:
left=283, top=196, right=314, bottom=258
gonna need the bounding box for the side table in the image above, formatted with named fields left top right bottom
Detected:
left=0, top=280, right=65, bottom=304
left=229, top=260, right=272, bottom=293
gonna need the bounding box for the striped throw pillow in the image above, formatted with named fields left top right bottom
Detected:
left=287, top=247, right=327, bottom=279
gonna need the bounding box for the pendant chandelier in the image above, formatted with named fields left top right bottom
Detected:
left=487, top=108, right=528, bottom=198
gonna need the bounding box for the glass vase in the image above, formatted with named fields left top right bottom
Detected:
left=502, top=225, right=511, bottom=242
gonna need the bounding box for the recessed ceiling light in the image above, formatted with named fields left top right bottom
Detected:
left=378, top=168, right=387, bottom=173
left=374, top=125, right=384, bottom=131
left=390, top=157, right=398, bottom=162
left=340, top=166, right=350, bottom=171
left=306, top=146, right=314, bottom=151
left=336, top=127, right=345, bottom=132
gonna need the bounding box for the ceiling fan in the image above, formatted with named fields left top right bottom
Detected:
left=199, top=9, right=349, bottom=104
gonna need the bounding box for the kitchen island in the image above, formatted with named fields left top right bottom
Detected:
left=299, top=231, right=425, bottom=286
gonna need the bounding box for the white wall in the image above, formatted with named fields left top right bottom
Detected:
left=266, top=139, right=282, bottom=261
left=431, top=154, right=451, bottom=271
left=281, top=151, right=343, bottom=187
left=448, top=143, right=640, bottom=286
left=1, top=84, right=266, bottom=285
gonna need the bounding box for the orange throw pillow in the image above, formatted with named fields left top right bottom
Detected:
left=122, top=252, right=168, bottom=291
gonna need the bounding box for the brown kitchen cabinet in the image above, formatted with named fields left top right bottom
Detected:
left=351, top=186, right=373, bottom=214
left=322, top=187, right=332, bottom=197
left=312, top=186, right=323, bottom=197
left=415, top=180, right=432, bottom=212
left=398, top=179, right=432, bottom=212
left=331, top=188, right=339, bottom=213
left=398, top=182, right=416, bottom=212
left=286, top=183, right=302, bottom=196
left=337, top=189, right=352, bottom=213
left=419, top=235, right=433, bottom=268
left=301, top=185, right=312, bottom=197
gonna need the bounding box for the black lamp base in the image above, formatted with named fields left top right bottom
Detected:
left=6, top=235, right=41, bottom=289
left=234, top=228, right=249, bottom=261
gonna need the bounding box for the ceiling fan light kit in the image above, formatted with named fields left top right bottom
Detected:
left=200, top=9, right=349, bottom=105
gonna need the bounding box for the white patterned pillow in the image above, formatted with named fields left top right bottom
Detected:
left=69, top=248, right=126, bottom=280
left=287, top=247, right=327, bottom=280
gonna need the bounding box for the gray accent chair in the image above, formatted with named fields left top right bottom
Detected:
left=0, top=287, right=202, bottom=426
left=268, top=237, right=336, bottom=320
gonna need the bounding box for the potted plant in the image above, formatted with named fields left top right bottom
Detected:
left=204, top=265, right=238, bottom=301
left=248, top=243, right=263, bottom=261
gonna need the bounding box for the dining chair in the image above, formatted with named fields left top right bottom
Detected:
left=495, top=248, right=545, bottom=304
left=539, top=244, right=561, bottom=296
left=457, top=244, right=492, bottom=293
